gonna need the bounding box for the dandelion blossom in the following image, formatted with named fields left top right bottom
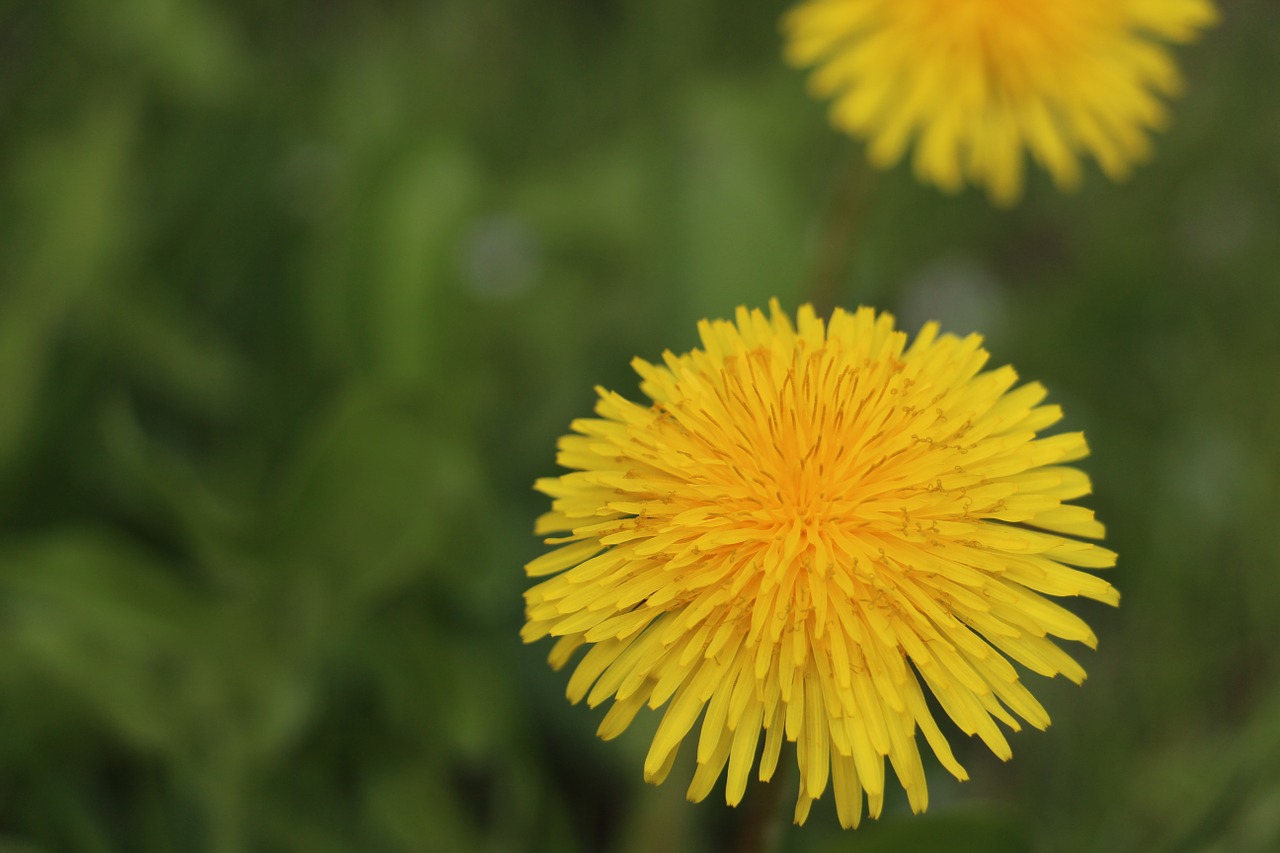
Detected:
left=783, top=0, right=1218, bottom=205
left=523, top=301, right=1117, bottom=828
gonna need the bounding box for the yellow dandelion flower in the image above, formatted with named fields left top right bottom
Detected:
left=783, top=0, right=1218, bottom=205
left=523, top=301, right=1117, bottom=828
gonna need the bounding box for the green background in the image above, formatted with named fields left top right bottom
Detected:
left=2, top=0, right=1278, bottom=850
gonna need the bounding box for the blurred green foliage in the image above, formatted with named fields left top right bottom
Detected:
left=2, top=0, right=1279, bottom=850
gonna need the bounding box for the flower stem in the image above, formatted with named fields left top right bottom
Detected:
left=807, top=153, right=871, bottom=316
left=734, top=760, right=789, bottom=853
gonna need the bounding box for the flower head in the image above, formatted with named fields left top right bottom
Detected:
left=783, top=0, right=1218, bottom=205
left=523, top=301, right=1117, bottom=828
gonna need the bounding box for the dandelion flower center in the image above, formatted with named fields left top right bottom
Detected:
left=524, top=302, right=1118, bottom=828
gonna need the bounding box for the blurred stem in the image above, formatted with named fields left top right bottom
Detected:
left=734, top=759, right=789, bottom=853
left=807, top=153, right=872, bottom=316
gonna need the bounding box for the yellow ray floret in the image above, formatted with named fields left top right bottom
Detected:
left=782, top=0, right=1218, bottom=205
left=523, top=301, right=1118, bottom=828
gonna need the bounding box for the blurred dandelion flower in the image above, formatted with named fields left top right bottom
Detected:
left=783, top=0, right=1218, bottom=205
left=523, top=301, right=1117, bottom=827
